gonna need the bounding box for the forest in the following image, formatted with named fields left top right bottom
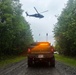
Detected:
left=0, top=0, right=33, bottom=59
left=54, top=0, right=76, bottom=56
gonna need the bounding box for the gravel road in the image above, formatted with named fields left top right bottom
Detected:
left=0, top=59, right=76, bottom=75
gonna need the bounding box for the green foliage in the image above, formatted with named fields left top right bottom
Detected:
left=54, top=0, right=76, bottom=56
left=0, top=56, right=26, bottom=67
left=55, top=54, right=76, bottom=67
left=0, top=0, right=33, bottom=58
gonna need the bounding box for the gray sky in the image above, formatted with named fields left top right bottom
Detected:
left=20, top=0, right=68, bottom=45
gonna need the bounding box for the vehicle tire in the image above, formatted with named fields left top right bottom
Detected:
left=28, top=57, right=33, bottom=67
left=48, top=61, right=51, bottom=67
left=51, top=56, right=55, bottom=67
left=49, top=56, right=55, bottom=67
left=52, top=63, right=55, bottom=67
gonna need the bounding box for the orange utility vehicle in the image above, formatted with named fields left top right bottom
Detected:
left=27, top=42, right=55, bottom=67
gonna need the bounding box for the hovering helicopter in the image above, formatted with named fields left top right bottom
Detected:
left=25, top=7, right=48, bottom=19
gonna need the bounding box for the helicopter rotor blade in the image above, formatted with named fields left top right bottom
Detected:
left=40, top=10, right=48, bottom=13
left=34, top=7, right=39, bottom=14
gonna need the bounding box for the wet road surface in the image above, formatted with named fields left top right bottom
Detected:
left=0, top=60, right=62, bottom=75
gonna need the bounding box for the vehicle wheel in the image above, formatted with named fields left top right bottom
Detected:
left=48, top=61, right=51, bottom=67
left=51, top=56, right=55, bottom=67
left=49, top=56, right=55, bottom=67
left=51, top=61, right=55, bottom=67
left=28, top=58, right=32, bottom=67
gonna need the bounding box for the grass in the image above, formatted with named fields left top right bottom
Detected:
left=55, top=54, right=76, bottom=67
left=0, top=56, right=26, bottom=68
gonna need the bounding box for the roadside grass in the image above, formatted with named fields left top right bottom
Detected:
left=55, top=54, right=76, bottom=67
left=0, top=56, right=26, bottom=68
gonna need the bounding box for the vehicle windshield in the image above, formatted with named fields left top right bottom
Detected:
left=0, top=0, right=76, bottom=75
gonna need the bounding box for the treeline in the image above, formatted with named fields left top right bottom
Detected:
left=54, top=0, right=76, bottom=56
left=0, top=0, right=33, bottom=58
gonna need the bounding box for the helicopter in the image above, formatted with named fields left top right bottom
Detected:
left=25, top=7, right=48, bottom=19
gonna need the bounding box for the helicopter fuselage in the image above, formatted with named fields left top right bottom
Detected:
left=29, top=13, right=44, bottom=18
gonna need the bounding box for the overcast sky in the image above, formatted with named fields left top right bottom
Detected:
left=20, top=0, right=68, bottom=45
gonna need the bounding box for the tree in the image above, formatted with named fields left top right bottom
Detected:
left=0, top=0, right=33, bottom=58
left=54, top=0, right=76, bottom=56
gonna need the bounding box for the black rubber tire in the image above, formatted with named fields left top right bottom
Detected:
left=51, top=56, right=55, bottom=67
left=28, top=58, right=33, bottom=67
left=49, top=56, right=55, bottom=67
left=52, top=62, right=55, bottom=67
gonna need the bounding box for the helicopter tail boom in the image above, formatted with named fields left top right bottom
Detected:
left=25, top=12, right=29, bottom=16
